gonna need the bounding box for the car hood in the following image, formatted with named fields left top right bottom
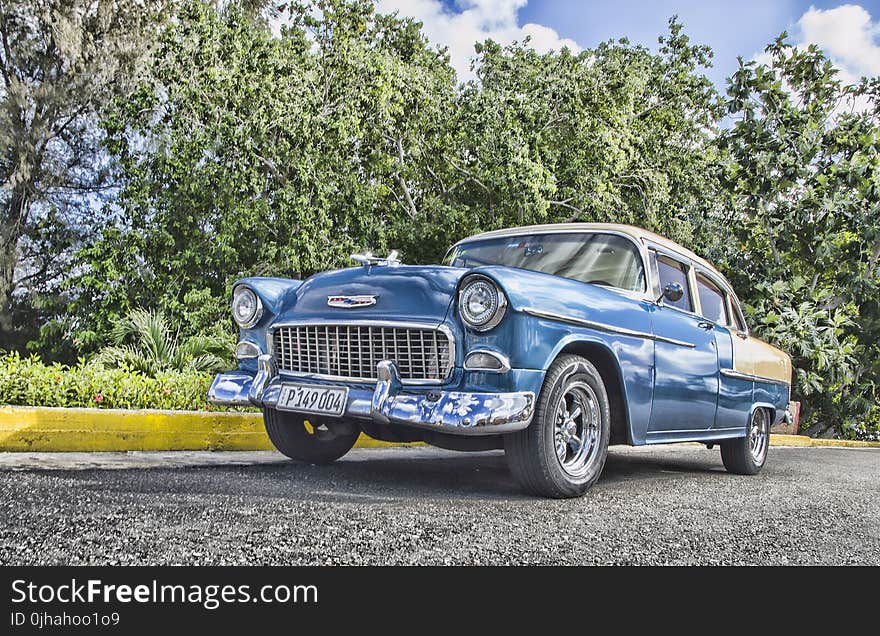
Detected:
left=274, top=265, right=470, bottom=324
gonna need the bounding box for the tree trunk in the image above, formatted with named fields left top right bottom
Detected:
left=0, top=191, right=25, bottom=342
left=0, top=231, right=17, bottom=341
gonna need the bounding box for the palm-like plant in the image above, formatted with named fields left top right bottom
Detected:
left=94, top=309, right=233, bottom=376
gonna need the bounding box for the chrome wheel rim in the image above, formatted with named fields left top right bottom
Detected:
left=748, top=409, right=769, bottom=464
left=553, top=381, right=601, bottom=478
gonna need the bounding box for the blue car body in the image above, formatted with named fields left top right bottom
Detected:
left=210, top=223, right=792, bottom=449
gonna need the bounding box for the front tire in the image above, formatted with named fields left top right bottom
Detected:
left=720, top=407, right=770, bottom=475
left=505, top=355, right=611, bottom=498
left=263, top=408, right=360, bottom=464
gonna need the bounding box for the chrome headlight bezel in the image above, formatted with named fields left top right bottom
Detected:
left=458, top=275, right=507, bottom=332
left=232, top=285, right=263, bottom=329
left=234, top=341, right=261, bottom=360
left=463, top=349, right=511, bottom=373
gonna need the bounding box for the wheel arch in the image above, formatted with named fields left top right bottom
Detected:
left=551, top=338, right=633, bottom=445
left=749, top=402, right=777, bottom=428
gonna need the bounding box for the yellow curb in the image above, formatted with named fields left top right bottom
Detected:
left=1, top=406, right=876, bottom=452
left=769, top=433, right=880, bottom=448
left=806, top=438, right=880, bottom=448
left=769, top=434, right=813, bottom=447
left=0, top=406, right=417, bottom=452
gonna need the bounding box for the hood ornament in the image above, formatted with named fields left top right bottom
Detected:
left=350, top=250, right=401, bottom=267
left=328, top=295, right=378, bottom=308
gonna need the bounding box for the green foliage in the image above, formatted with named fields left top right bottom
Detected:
left=0, top=352, right=219, bottom=411
left=445, top=18, right=723, bottom=255
left=847, top=406, right=880, bottom=442
left=73, top=0, right=458, bottom=339
left=744, top=278, right=860, bottom=432
left=72, top=3, right=721, bottom=339
left=6, top=1, right=878, bottom=438
left=719, top=36, right=880, bottom=437
left=93, top=309, right=234, bottom=376
left=0, top=0, right=170, bottom=353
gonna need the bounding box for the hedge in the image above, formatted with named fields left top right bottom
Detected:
left=3, top=352, right=878, bottom=440
left=0, top=352, right=234, bottom=411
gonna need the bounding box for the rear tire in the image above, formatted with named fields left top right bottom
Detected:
left=263, top=408, right=360, bottom=464
left=505, top=355, right=610, bottom=498
left=720, top=407, right=770, bottom=475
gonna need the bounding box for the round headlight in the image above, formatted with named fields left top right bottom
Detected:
left=232, top=286, right=263, bottom=329
left=459, top=276, right=507, bottom=331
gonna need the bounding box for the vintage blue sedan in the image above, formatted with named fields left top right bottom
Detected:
left=209, top=223, right=793, bottom=498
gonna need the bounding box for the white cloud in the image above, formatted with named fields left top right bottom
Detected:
left=375, top=0, right=581, bottom=81
left=798, top=4, right=880, bottom=79
left=748, top=4, right=880, bottom=115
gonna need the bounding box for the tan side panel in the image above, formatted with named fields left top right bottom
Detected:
left=732, top=336, right=792, bottom=384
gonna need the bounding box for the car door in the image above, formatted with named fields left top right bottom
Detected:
left=692, top=271, right=738, bottom=430
left=647, top=250, right=720, bottom=434
left=713, top=284, right=757, bottom=431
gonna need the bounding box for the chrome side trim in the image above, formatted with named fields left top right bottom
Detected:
left=463, top=349, right=511, bottom=373
left=720, top=368, right=790, bottom=386
left=268, top=320, right=456, bottom=386
left=522, top=307, right=696, bottom=348
left=647, top=426, right=745, bottom=436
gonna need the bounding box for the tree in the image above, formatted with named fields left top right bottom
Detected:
left=430, top=18, right=724, bottom=261
left=10, top=0, right=878, bottom=438
left=74, top=6, right=724, bottom=341
left=73, top=0, right=458, bottom=341
left=0, top=0, right=168, bottom=354
left=719, top=36, right=880, bottom=437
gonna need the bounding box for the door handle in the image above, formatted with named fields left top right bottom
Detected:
left=697, top=320, right=714, bottom=330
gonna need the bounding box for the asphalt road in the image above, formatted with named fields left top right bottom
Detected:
left=0, top=445, right=877, bottom=565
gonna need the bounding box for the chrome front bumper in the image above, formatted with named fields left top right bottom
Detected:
left=208, top=356, right=535, bottom=436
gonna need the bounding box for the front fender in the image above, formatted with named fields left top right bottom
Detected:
left=465, top=266, right=655, bottom=444
left=233, top=277, right=302, bottom=370
left=235, top=276, right=302, bottom=316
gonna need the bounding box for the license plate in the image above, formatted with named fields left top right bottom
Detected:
left=277, top=384, right=348, bottom=417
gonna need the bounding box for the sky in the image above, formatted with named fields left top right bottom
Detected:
left=373, top=1, right=880, bottom=89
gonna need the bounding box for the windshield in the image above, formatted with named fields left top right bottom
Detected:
left=444, top=232, right=646, bottom=292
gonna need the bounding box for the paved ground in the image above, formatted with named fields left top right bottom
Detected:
left=0, top=445, right=877, bottom=565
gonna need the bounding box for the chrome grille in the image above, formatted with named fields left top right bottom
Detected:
left=272, top=324, right=453, bottom=382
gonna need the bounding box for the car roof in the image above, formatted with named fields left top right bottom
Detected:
left=453, top=222, right=728, bottom=284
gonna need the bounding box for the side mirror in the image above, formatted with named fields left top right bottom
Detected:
left=659, top=282, right=684, bottom=304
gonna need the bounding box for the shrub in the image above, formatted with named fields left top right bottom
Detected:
left=92, top=308, right=234, bottom=375
left=0, top=351, right=232, bottom=411
left=842, top=406, right=880, bottom=442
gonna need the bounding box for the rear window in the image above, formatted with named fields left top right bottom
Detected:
left=696, top=273, right=730, bottom=326
left=443, top=233, right=646, bottom=292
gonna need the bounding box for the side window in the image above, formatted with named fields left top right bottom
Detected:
left=653, top=252, right=693, bottom=312
left=696, top=273, right=730, bottom=326
left=729, top=297, right=746, bottom=332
